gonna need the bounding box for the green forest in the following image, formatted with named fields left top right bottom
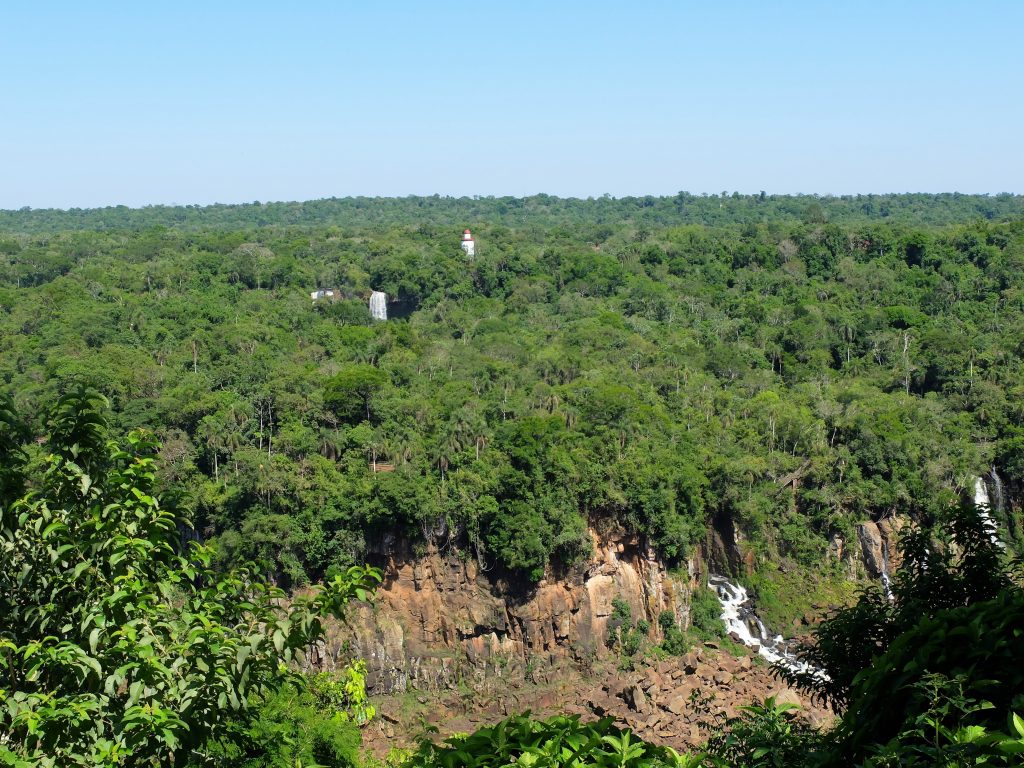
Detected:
left=2, top=193, right=1024, bottom=765
left=2, top=194, right=1022, bottom=590
left=3, top=193, right=1023, bottom=234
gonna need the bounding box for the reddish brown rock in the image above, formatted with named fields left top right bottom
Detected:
left=769, top=687, right=803, bottom=710
left=626, top=684, right=651, bottom=715
left=666, top=693, right=689, bottom=715
left=328, top=527, right=698, bottom=694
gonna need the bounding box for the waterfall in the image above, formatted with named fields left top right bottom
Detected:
left=879, top=540, right=893, bottom=601
left=989, top=467, right=1005, bottom=516
left=369, top=291, right=388, bottom=321
left=973, top=476, right=1003, bottom=548
left=708, top=575, right=823, bottom=678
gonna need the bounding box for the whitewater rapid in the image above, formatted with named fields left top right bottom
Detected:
left=708, top=575, right=822, bottom=678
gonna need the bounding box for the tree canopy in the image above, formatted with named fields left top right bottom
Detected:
left=0, top=196, right=1021, bottom=608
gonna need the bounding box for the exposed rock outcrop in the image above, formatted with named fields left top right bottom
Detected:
left=877, top=515, right=907, bottom=572
left=322, top=528, right=698, bottom=693
left=857, top=515, right=908, bottom=582
left=319, top=512, right=918, bottom=695
left=707, top=509, right=754, bottom=577
left=857, top=522, right=886, bottom=580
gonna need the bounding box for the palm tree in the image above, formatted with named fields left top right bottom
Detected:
left=367, top=428, right=388, bottom=472
left=474, top=432, right=489, bottom=461
left=391, top=433, right=416, bottom=466
left=431, top=442, right=451, bottom=483
left=198, top=417, right=224, bottom=483
left=838, top=314, right=858, bottom=365
left=319, top=428, right=341, bottom=461
left=223, top=427, right=243, bottom=477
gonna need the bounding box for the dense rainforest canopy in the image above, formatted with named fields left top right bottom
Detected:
left=3, top=192, right=1023, bottom=234
left=1, top=193, right=1022, bottom=596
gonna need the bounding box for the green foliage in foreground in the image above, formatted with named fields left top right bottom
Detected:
left=831, top=590, right=1024, bottom=762
left=703, top=697, right=823, bottom=768
left=782, top=502, right=1017, bottom=714
left=193, top=685, right=362, bottom=768
left=772, top=501, right=1024, bottom=765
left=862, top=676, right=1024, bottom=767
left=402, top=712, right=699, bottom=768
left=698, top=693, right=1024, bottom=768
left=0, top=389, right=380, bottom=767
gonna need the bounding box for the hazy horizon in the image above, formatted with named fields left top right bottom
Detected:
left=4, top=1, right=1022, bottom=209
left=5, top=190, right=1023, bottom=215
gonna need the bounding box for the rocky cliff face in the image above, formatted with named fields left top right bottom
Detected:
left=315, top=510, right=919, bottom=696
left=318, top=528, right=699, bottom=694
left=856, top=516, right=908, bottom=581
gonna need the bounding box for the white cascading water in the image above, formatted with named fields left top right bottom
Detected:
left=879, top=540, right=894, bottom=601
left=704, top=473, right=1006, bottom=681
left=973, top=476, right=1003, bottom=548
left=369, top=291, right=388, bottom=321
left=988, top=468, right=1006, bottom=518
left=708, top=575, right=822, bottom=677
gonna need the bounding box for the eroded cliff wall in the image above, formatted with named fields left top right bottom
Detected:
left=317, top=528, right=699, bottom=693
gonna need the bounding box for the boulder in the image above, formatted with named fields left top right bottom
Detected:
left=588, top=694, right=614, bottom=716
left=769, top=687, right=803, bottom=710
left=643, top=669, right=663, bottom=691
left=695, top=663, right=717, bottom=680
left=667, top=694, right=689, bottom=715
left=626, top=684, right=652, bottom=715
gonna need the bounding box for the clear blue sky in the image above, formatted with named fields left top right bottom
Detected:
left=2, top=1, right=1022, bottom=208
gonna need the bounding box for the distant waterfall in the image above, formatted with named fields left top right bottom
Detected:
left=369, top=291, right=388, bottom=321
left=989, top=467, right=1006, bottom=516
left=708, top=575, right=822, bottom=677
left=973, top=476, right=1003, bottom=547
left=879, top=540, right=894, bottom=601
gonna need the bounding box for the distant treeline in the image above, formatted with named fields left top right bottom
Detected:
left=1, top=192, right=1022, bottom=234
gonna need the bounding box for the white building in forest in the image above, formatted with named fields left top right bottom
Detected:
left=461, top=229, right=475, bottom=257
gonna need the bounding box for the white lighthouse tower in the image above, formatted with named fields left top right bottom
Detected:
left=460, top=229, right=475, bottom=257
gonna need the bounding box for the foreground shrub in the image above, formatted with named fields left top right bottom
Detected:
left=703, top=697, right=822, bottom=768
left=782, top=501, right=1015, bottom=713
left=830, top=592, right=1024, bottom=763
left=861, top=675, right=1024, bottom=767
left=0, top=389, right=380, bottom=766
left=404, top=712, right=699, bottom=768
left=191, top=684, right=363, bottom=768
left=776, top=500, right=1024, bottom=766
